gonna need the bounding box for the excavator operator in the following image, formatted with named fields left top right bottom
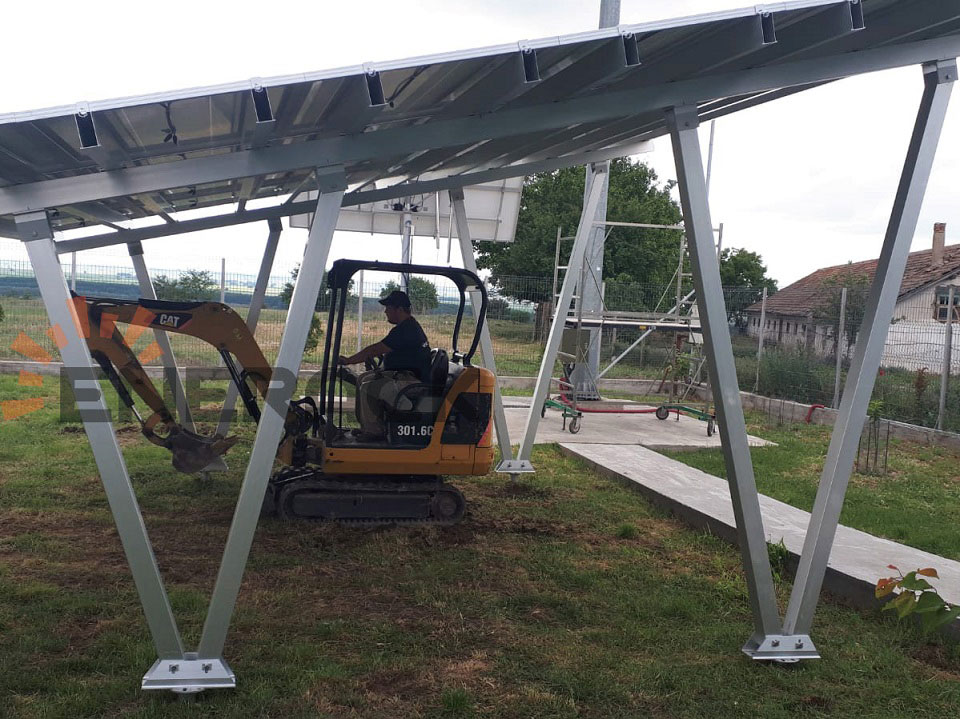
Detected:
left=338, top=289, right=432, bottom=440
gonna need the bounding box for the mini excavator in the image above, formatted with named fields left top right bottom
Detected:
left=76, top=260, right=495, bottom=525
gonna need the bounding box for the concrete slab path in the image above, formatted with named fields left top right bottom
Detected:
left=559, top=443, right=960, bottom=610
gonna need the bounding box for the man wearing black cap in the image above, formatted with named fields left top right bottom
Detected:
left=338, top=290, right=432, bottom=439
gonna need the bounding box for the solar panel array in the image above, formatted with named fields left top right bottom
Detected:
left=0, top=0, right=956, bottom=237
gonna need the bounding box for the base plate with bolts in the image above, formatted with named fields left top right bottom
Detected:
left=742, top=634, right=819, bottom=663
left=496, top=459, right=535, bottom=473
left=141, top=653, right=235, bottom=693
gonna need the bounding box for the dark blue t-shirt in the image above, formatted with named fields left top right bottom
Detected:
left=382, top=317, right=431, bottom=380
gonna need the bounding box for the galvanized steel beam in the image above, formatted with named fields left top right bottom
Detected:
left=214, top=218, right=282, bottom=439
left=197, top=174, right=346, bottom=661
left=449, top=189, right=514, bottom=466
left=783, top=59, right=956, bottom=637
left=52, top=143, right=649, bottom=256
left=504, top=169, right=607, bottom=474
left=666, top=105, right=785, bottom=654
left=16, top=211, right=193, bottom=676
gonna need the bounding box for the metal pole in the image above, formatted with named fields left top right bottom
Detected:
left=705, top=119, right=717, bottom=199
left=127, top=241, right=201, bottom=440
left=675, top=235, right=686, bottom=318
left=450, top=189, right=514, bottom=467
left=668, top=105, right=784, bottom=654
left=215, top=218, right=282, bottom=439
left=598, top=0, right=620, bottom=28
left=220, top=257, right=226, bottom=304
left=784, top=60, right=955, bottom=638
left=574, top=0, right=620, bottom=382
left=199, top=176, right=346, bottom=659
left=70, top=251, right=77, bottom=292
left=401, top=212, right=412, bottom=290
left=357, top=269, right=364, bottom=353
left=753, top=287, right=767, bottom=393
left=937, top=286, right=955, bottom=430
left=16, top=211, right=186, bottom=662
left=832, top=287, right=848, bottom=409
left=507, top=168, right=607, bottom=473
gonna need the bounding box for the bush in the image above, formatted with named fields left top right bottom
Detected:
left=304, top=312, right=324, bottom=353
left=0, top=301, right=4, bottom=324
left=153, top=270, right=217, bottom=301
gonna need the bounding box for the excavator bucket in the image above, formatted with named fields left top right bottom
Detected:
left=167, top=429, right=239, bottom=474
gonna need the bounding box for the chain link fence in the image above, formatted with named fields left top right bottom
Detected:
left=1, top=256, right=957, bottom=433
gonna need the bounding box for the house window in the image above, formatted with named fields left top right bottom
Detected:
left=786, top=322, right=791, bottom=333
left=935, top=286, right=960, bottom=322
left=801, top=324, right=806, bottom=334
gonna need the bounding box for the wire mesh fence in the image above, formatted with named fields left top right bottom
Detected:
left=1, top=257, right=957, bottom=433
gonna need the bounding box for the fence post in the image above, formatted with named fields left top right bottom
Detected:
left=753, top=286, right=767, bottom=392
left=937, top=285, right=955, bottom=430
left=220, top=257, right=226, bottom=304
left=833, top=287, right=847, bottom=409
left=357, top=270, right=364, bottom=353
left=70, top=251, right=77, bottom=292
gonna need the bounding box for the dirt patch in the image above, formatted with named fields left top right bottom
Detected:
left=363, top=667, right=429, bottom=702
left=911, top=644, right=960, bottom=677
left=490, top=482, right=551, bottom=499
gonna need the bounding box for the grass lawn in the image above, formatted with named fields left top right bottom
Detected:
left=2, top=377, right=960, bottom=717
left=661, top=416, right=960, bottom=561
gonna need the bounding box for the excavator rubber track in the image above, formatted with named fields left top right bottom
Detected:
left=264, top=469, right=466, bottom=526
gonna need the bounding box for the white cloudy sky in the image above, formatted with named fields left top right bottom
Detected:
left=1, top=0, right=957, bottom=287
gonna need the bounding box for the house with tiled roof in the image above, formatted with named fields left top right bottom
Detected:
left=745, top=224, right=960, bottom=371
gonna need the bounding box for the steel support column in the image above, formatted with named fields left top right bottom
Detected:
left=569, top=161, right=608, bottom=399
left=449, top=189, right=513, bottom=466
left=784, top=60, right=955, bottom=637
left=197, top=175, right=346, bottom=663
left=667, top=106, right=785, bottom=656
left=401, top=212, right=413, bottom=291
left=506, top=171, right=607, bottom=473
left=572, top=0, right=619, bottom=393
left=16, top=212, right=188, bottom=670
left=127, top=241, right=198, bottom=434
left=214, top=218, right=283, bottom=438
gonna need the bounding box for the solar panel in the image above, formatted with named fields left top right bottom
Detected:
left=0, top=0, right=957, bottom=240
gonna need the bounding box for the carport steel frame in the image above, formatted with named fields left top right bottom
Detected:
left=6, top=12, right=958, bottom=692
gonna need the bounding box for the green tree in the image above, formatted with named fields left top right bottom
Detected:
left=718, top=248, right=778, bottom=327
left=477, top=159, right=683, bottom=297
left=152, top=269, right=217, bottom=301
left=0, top=301, right=4, bottom=325
left=813, top=272, right=871, bottom=360
left=475, top=158, right=683, bottom=334
left=380, top=278, right=438, bottom=313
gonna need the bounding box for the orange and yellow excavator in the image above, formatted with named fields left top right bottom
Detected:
left=76, top=260, right=496, bottom=525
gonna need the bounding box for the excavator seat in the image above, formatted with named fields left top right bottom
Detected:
left=385, top=348, right=462, bottom=446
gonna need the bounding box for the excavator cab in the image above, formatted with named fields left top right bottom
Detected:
left=320, top=260, right=491, bottom=454
left=268, top=260, right=497, bottom=524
